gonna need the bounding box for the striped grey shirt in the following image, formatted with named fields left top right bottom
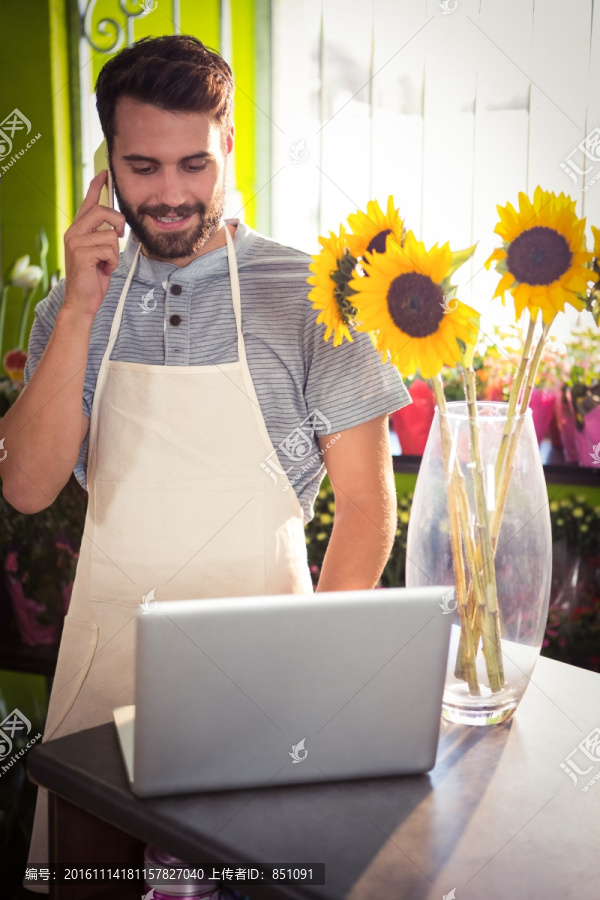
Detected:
left=24, top=218, right=410, bottom=523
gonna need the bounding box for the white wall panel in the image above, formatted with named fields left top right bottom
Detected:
left=372, top=0, right=427, bottom=235
left=272, top=0, right=322, bottom=253
left=582, top=1, right=600, bottom=230
left=318, top=0, right=375, bottom=233
left=528, top=0, right=592, bottom=206
left=271, top=0, right=600, bottom=337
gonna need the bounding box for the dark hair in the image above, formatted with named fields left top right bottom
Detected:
left=95, top=34, right=234, bottom=157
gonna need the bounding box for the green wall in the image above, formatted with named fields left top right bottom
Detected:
left=0, top=0, right=72, bottom=370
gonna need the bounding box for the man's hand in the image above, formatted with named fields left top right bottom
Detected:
left=315, top=414, right=398, bottom=591
left=63, top=171, right=126, bottom=319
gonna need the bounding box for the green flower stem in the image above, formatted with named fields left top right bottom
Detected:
left=432, top=375, right=486, bottom=686
left=494, top=314, right=536, bottom=492
left=431, top=375, right=480, bottom=694
left=508, top=314, right=537, bottom=416
left=517, top=320, right=552, bottom=417
left=0, top=285, right=8, bottom=366
left=454, top=581, right=477, bottom=681
left=491, top=320, right=552, bottom=551
left=453, top=494, right=486, bottom=682
left=462, top=366, right=504, bottom=692
left=17, top=286, right=36, bottom=351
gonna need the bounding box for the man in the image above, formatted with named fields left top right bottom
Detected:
left=0, top=34, right=409, bottom=886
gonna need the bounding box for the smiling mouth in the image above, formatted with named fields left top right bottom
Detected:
left=150, top=214, right=193, bottom=229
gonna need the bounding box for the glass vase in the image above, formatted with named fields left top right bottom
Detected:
left=406, top=401, right=552, bottom=726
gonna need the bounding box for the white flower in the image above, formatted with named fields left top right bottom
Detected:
left=9, top=255, right=43, bottom=290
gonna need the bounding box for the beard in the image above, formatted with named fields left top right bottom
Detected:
left=112, top=172, right=227, bottom=262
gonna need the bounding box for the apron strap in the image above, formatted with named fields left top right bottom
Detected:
left=224, top=223, right=247, bottom=367
left=89, top=226, right=245, bottom=475
left=89, top=241, right=142, bottom=475
left=103, top=241, right=143, bottom=367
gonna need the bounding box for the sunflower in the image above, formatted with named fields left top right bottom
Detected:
left=345, top=195, right=405, bottom=260
left=592, top=225, right=600, bottom=257
left=587, top=225, right=600, bottom=324
left=348, top=231, right=479, bottom=378
left=307, top=224, right=359, bottom=346
left=485, top=186, right=592, bottom=324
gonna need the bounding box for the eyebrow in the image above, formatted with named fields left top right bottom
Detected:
left=121, top=152, right=212, bottom=163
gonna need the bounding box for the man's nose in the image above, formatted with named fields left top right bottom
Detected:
left=152, top=172, right=189, bottom=211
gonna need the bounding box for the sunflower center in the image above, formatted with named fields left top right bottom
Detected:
left=366, top=229, right=392, bottom=255
left=506, top=226, right=572, bottom=285
left=387, top=272, right=444, bottom=337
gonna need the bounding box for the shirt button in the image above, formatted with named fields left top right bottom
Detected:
left=169, top=314, right=181, bottom=326
left=171, top=284, right=182, bottom=295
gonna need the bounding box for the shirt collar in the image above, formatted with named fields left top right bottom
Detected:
left=117, top=218, right=251, bottom=283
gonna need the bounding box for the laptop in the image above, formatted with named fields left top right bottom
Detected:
left=113, top=586, right=453, bottom=798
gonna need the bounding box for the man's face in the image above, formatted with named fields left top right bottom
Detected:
left=110, top=97, right=233, bottom=265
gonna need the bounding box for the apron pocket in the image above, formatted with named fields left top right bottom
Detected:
left=43, top=616, right=98, bottom=741
left=90, top=480, right=266, bottom=605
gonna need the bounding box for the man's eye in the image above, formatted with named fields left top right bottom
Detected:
left=132, top=165, right=207, bottom=175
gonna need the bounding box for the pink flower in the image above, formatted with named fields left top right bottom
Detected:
left=4, top=551, right=18, bottom=573
left=3, top=348, right=27, bottom=382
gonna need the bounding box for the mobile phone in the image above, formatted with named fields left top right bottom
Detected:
left=93, top=139, right=114, bottom=231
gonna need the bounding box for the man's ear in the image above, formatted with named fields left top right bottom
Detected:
left=226, top=124, right=234, bottom=155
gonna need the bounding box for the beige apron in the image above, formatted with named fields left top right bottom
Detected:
left=26, top=224, right=313, bottom=882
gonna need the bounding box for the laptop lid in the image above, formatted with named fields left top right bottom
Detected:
left=128, top=586, right=453, bottom=797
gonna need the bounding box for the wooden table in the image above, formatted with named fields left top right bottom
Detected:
left=25, top=655, right=600, bottom=899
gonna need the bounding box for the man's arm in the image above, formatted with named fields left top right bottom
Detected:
left=0, top=169, right=125, bottom=515
left=0, top=307, right=92, bottom=514
left=314, top=414, right=398, bottom=592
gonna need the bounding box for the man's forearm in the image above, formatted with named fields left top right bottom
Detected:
left=315, top=496, right=397, bottom=592
left=0, top=305, right=93, bottom=514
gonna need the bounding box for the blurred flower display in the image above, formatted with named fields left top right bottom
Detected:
left=0, top=232, right=87, bottom=643
left=0, top=471, right=86, bottom=642
left=543, top=495, right=600, bottom=671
